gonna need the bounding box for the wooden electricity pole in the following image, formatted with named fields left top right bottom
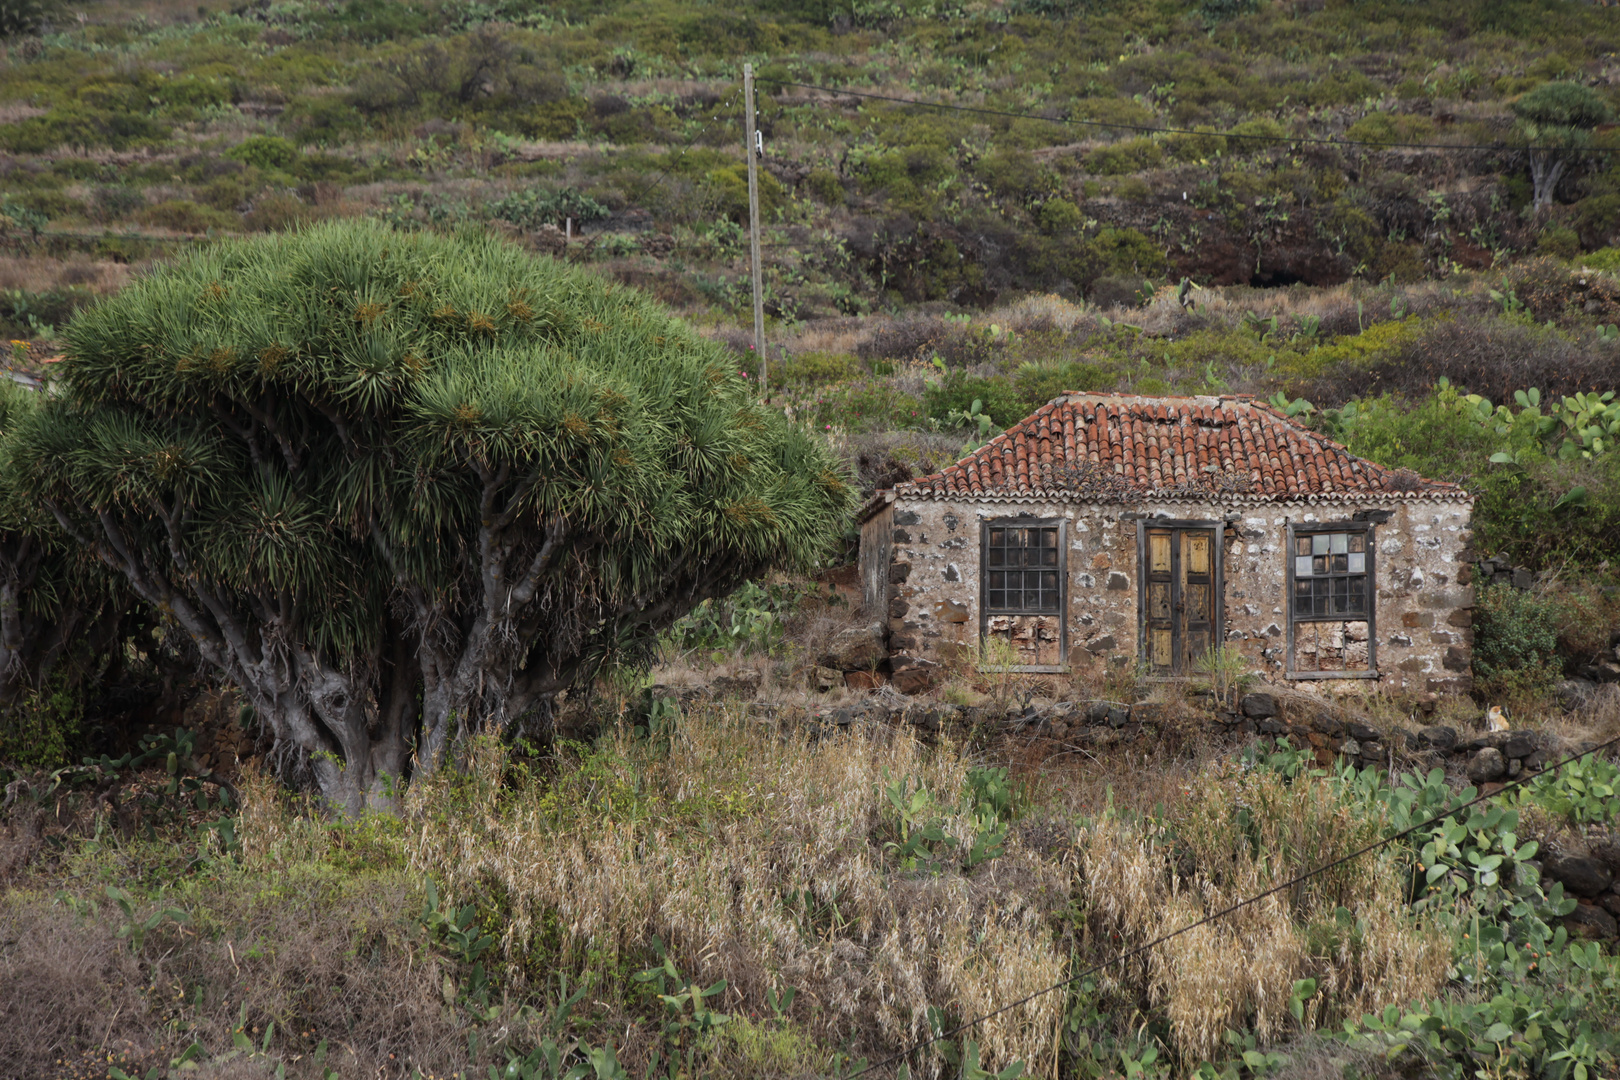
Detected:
left=743, top=62, right=766, bottom=389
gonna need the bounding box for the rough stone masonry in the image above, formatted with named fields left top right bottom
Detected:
left=856, top=395, right=1475, bottom=696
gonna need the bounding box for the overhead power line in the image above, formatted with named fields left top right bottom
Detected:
left=845, top=730, right=1620, bottom=1079
left=757, top=77, right=1620, bottom=156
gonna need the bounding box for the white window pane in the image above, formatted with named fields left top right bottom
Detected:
left=1295, top=556, right=1314, bottom=578
left=1312, top=534, right=1329, bottom=555
left=1348, top=552, right=1365, bottom=573
left=1330, top=533, right=1347, bottom=554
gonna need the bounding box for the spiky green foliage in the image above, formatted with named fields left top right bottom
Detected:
left=0, top=378, right=131, bottom=766
left=21, top=220, right=853, bottom=810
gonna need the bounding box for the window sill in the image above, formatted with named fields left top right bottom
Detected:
left=1286, top=670, right=1380, bottom=680
left=978, top=665, right=1070, bottom=674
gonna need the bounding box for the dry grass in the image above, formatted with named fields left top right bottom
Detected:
left=0, top=254, right=136, bottom=294
left=406, top=712, right=1068, bottom=1077
left=1079, top=764, right=1449, bottom=1063
left=0, top=697, right=1463, bottom=1078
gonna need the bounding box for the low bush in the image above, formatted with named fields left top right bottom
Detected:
left=1330, top=316, right=1609, bottom=404
left=1471, top=582, right=1566, bottom=700
left=0, top=106, right=168, bottom=153
left=769, top=349, right=859, bottom=387
left=225, top=134, right=298, bottom=171
left=138, top=199, right=238, bottom=233
left=1083, top=137, right=1163, bottom=176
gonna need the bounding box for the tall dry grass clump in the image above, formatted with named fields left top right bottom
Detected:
left=406, top=708, right=1067, bottom=1076
left=1076, top=764, right=1449, bottom=1063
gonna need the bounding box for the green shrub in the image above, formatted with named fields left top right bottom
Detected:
left=1537, top=225, right=1581, bottom=259
left=706, top=163, right=784, bottom=222
left=1577, top=247, right=1620, bottom=272
left=226, top=134, right=299, bottom=170
left=813, top=379, right=922, bottom=433
left=1199, top=0, right=1256, bottom=21
left=1084, top=226, right=1167, bottom=280
left=0, top=106, right=168, bottom=153
left=804, top=167, right=843, bottom=205
left=1575, top=193, right=1620, bottom=249
left=139, top=199, right=238, bottom=233
left=511, top=98, right=586, bottom=140
left=1471, top=582, right=1565, bottom=700
left=1344, top=112, right=1437, bottom=145
left=1225, top=117, right=1288, bottom=151
left=0, top=0, right=58, bottom=37
left=1083, top=137, right=1163, bottom=176
left=486, top=186, right=609, bottom=228
left=769, top=350, right=858, bottom=387
left=1164, top=128, right=1227, bottom=161
left=924, top=370, right=1032, bottom=430
left=0, top=675, right=83, bottom=771
left=1037, top=197, right=1083, bottom=234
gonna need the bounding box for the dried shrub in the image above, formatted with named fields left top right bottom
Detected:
left=855, top=312, right=951, bottom=362
left=0, top=902, right=156, bottom=1075
left=1333, top=317, right=1611, bottom=402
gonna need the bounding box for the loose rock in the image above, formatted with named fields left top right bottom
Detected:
left=1544, top=854, right=1615, bottom=898
left=1563, top=903, right=1618, bottom=940
left=1240, top=692, right=1277, bottom=719
left=1467, top=747, right=1506, bottom=784
left=820, top=623, right=887, bottom=671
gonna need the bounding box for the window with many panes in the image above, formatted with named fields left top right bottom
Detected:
left=1287, top=523, right=1376, bottom=677
left=984, top=523, right=1061, bottom=613
left=1291, top=530, right=1369, bottom=617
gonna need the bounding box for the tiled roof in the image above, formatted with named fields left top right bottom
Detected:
left=893, top=394, right=1466, bottom=504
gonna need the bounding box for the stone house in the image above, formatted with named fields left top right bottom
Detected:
left=858, top=394, right=1476, bottom=694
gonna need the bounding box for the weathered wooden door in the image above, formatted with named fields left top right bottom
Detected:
left=1143, top=526, right=1216, bottom=675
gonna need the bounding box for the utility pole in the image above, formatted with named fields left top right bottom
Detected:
left=743, top=62, right=766, bottom=390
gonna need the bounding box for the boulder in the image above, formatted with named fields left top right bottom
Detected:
left=1563, top=903, right=1618, bottom=940
left=1417, top=725, right=1457, bottom=751
left=890, top=658, right=943, bottom=695
left=1346, top=721, right=1381, bottom=742
left=1502, top=733, right=1536, bottom=760
left=1467, top=747, right=1507, bottom=784
left=1544, top=854, right=1615, bottom=898
left=1310, top=711, right=1345, bottom=737
left=712, top=668, right=761, bottom=697
left=820, top=623, right=887, bottom=671
left=1240, top=692, right=1277, bottom=719
left=1592, top=661, right=1620, bottom=684
left=810, top=666, right=841, bottom=693
left=1559, top=678, right=1599, bottom=712
left=844, top=670, right=882, bottom=691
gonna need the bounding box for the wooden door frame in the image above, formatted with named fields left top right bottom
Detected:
left=1135, top=517, right=1225, bottom=676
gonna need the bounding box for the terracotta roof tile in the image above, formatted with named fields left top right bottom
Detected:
left=892, top=394, right=1467, bottom=503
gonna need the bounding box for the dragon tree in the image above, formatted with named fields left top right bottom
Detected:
left=18, top=221, right=853, bottom=812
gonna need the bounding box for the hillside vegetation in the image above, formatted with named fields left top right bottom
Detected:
left=6, top=2, right=1620, bottom=1079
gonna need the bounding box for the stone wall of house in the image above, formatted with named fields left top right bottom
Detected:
left=876, top=494, right=1475, bottom=695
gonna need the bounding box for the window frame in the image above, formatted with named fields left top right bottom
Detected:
left=979, top=516, right=1068, bottom=673
left=1285, top=521, right=1378, bottom=680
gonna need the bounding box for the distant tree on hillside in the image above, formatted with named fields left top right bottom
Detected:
left=18, top=222, right=853, bottom=813
left=1512, top=81, right=1614, bottom=211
